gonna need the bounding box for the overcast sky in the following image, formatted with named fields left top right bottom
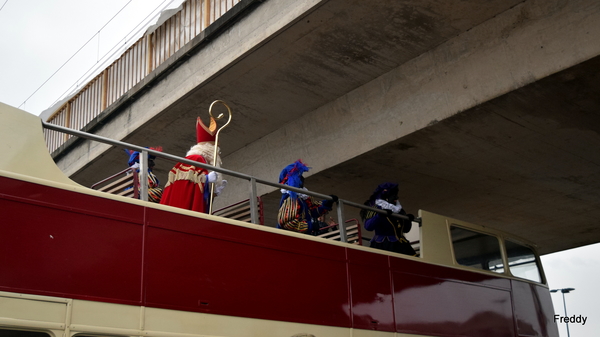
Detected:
left=0, top=0, right=180, bottom=115
left=0, top=1, right=598, bottom=336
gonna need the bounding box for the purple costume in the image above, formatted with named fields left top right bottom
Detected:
left=361, top=183, right=416, bottom=256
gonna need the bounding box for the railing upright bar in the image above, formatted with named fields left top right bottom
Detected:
left=203, top=0, right=210, bottom=29
left=249, top=177, right=258, bottom=225
left=140, top=150, right=149, bottom=202
left=337, top=201, right=347, bottom=243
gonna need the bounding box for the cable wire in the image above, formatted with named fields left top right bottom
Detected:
left=0, top=0, right=9, bottom=13
left=50, top=0, right=175, bottom=108
left=19, top=0, right=136, bottom=109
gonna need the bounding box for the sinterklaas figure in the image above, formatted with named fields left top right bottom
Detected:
left=160, top=102, right=230, bottom=213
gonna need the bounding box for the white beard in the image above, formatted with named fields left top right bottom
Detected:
left=186, top=142, right=225, bottom=190
left=186, top=142, right=222, bottom=166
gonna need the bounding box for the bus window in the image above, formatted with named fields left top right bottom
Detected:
left=450, top=226, right=504, bottom=273
left=505, top=239, right=542, bottom=283
left=0, top=330, right=50, bottom=337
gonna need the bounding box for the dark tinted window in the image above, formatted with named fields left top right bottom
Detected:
left=450, top=226, right=504, bottom=273
left=0, top=330, right=49, bottom=337
left=506, top=239, right=542, bottom=282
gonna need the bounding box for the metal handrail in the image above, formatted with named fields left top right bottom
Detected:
left=90, top=166, right=134, bottom=189
left=42, top=121, right=419, bottom=243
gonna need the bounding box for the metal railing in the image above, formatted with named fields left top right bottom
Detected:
left=44, top=0, right=243, bottom=154
left=42, top=121, right=418, bottom=243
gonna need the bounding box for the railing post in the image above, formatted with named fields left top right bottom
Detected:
left=146, top=34, right=154, bottom=75
left=64, top=102, right=72, bottom=143
left=140, top=150, right=148, bottom=202
left=337, top=200, right=347, bottom=242
left=101, top=69, right=108, bottom=111
left=203, top=0, right=211, bottom=29
left=249, top=177, right=259, bottom=224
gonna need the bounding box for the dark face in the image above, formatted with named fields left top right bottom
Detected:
left=300, top=175, right=305, bottom=188
left=386, top=194, right=398, bottom=203
left=382, top=188, right=398, bottom=203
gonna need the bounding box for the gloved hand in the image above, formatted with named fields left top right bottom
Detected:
left=329, top=194, right=339, bottom=203
left=407, top=213, right=415, bottom=222
left=375, top=199, right=401, bottom=213
left=385, top=209, right=393, bottom=217
left=207, top=171, right=218, bottom=183
left=215, top=180, right=227, bottom=196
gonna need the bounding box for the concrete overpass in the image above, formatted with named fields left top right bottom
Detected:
left=50, top=0, right=600, bottom=255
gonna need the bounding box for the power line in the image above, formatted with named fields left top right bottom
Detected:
left=50, top=0, right=175, bottom=108
left=0, top=0, right=9, bottom=13
left=19, top=0, right=136, bottom=109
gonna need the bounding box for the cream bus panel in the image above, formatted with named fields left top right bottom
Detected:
left=0, top=292, right=67, bottom=328
left=418, top=210, right=455, bottom=266
left=0, top=103, right=79, bottom=187
left=70, top=300, right=141, bottom=331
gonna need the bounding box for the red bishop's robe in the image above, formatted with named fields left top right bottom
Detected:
left=159, top=154, right=210, bottom=213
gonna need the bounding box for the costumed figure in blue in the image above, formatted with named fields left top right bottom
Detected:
left=277, top=160, right=338, bottom=235
left=125, top=147, right=163, bottom=203
left=360, top=182, right=416, bottom=256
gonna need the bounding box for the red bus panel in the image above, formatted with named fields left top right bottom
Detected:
left=0, top=176, right=558, bottom=336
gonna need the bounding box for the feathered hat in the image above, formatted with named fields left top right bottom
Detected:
left=124, top=147, right=163, bottom=167
left=360, top=182, right=399, bottom=220
left=279, top=160, right=310, bottom=199
left=196, top=116, right=217, bottom=143
left=368, top=182, right=399, bottom=203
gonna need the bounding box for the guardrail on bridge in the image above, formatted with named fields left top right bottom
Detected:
left=44, top=0, right=242, bottom=153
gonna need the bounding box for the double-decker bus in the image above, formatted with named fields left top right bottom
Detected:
left=0, top=102, right=558, bottom=337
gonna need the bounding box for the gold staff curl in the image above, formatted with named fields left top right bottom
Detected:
left=208, top=100, right=232, bottom=214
